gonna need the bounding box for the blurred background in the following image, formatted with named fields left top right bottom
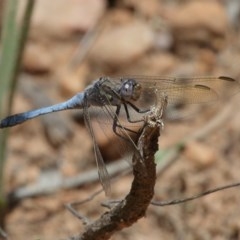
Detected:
left=2, top=0, right=240, bottom=239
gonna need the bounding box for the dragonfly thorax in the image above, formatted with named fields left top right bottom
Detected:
left=86, top=78, right=122, bottom=107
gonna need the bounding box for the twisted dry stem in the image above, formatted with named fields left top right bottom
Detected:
left=72, top=103, right=165, bottom=240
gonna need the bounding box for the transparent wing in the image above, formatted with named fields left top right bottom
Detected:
left=86, top=105, right=140, bottom=196
left=83, top=105, right=111, bottom=195
left=110, top=76, right=240, bottom=108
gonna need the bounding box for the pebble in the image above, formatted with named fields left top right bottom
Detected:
left=89, top=20, right=154, bottom=66
left=184, top=141, right=217, bottom=169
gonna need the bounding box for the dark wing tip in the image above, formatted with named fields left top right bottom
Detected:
left=194, top=84, right=211, bottom=90
left=218, top=76, right=236, bottom=82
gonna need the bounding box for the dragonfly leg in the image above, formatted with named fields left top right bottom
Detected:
left=118, top=101, right=150, bottom=126
left=122, top=102, right=148, bottom=124
left=112, top=105, right=138, bottom=141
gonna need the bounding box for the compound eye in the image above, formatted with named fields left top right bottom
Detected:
left=119, top=79, right=142, bottom=101
left=122, top=81, right=133, bottom=98
left=124, top=83, right=131, bottom=93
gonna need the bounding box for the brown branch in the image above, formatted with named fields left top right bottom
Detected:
left=70, top=105, right=164, bottom=240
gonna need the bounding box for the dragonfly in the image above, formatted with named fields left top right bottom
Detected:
left=1, top=76, right=239, bottom=194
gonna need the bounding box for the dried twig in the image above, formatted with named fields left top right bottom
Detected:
left=68, top=100, right=166, bottom=240
left=65, top=189, right=103, bottom=225
left=151, top=182, right=240, bottom=206
left=8, top=159, right=129, bottom=201
left=68, top=15, right=105, bottom=69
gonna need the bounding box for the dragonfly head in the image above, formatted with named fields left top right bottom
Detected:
left=120, top=78, right=142, bottom=101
